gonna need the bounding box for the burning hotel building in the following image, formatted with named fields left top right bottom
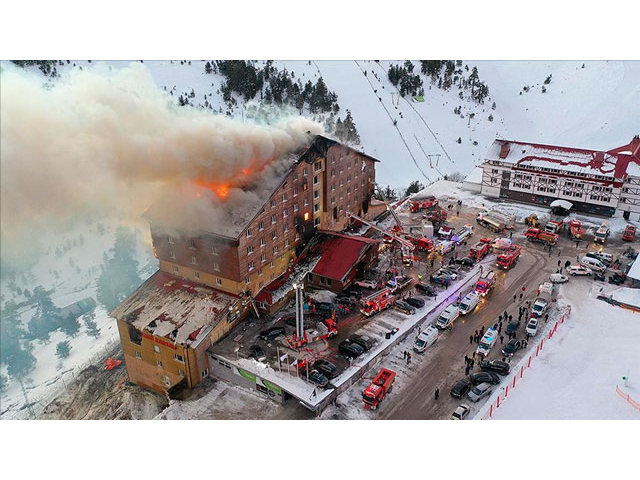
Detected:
left=111, top=135, right=382, bottom=394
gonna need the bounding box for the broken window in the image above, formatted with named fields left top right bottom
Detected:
left=128, top=325, right=142, bottom=345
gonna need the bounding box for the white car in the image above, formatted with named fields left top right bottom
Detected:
left=526, top=318, right=539, bottom=336
left=355, top=279, right=378, bottom=289
left=467, top=382, right=493, bottom=403
left=568, top=265, right=593, bottom=276
left=549, top=273, right=569, bottom=284
left=451, top=404, right=471, bottom=420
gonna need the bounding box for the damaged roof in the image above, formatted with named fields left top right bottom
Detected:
left=111, top=270, right=239, bottom=347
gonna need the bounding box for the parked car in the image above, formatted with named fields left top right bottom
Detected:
left=470, top=371, right=501, bottom=385
left=349, top=334, right=374, bottom=351
left=413, top=326, right=439, bottom=353
left=430, top=273, right=451, bottom=286
left=580, top=256, right=606, bottom=273
left=526, top=318, right=539, bottom=337
left=549, top=273, right=569, bottom=284
left=355, top=279, right=378, bottom=289
left=248, top=345, right=266, bottom=362
left=467, top=382, right=493, bottom=402
left=451, top=404, right=471, bottom=420
left=568, top=265, right=593, bottom=276
left=259, top=326, right=285, bottom=341
left=313, top=359, right=339, bottom=378
left=338, top=340, right=364, bottom=358
left=336, top=293, right=357, bottom=304
left=505, top=320, right=520, bottom=336
left=405, top=297, right=425, bottom=308
left=454, top=257, right=475, bottom=267
left=502, top=338, right=521, bottom=356
left=480, top=359, right=510, bottom=376
left=313, top=301, right=335, bottom=314
left=308, top=370, right=329, bottom=388
left=415, top=282, right=436, bottom=296
left=450, top=379, right=472, bottom=399
left=439, top=267, right=459, bottom=280
left=394, top=300, right=416, bottom=315
left=585, top=251, right=613, bottom=267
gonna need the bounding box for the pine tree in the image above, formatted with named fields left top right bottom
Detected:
left=334, top=118, right=346, bottom=142
left=544, top=74, right=552, bottom=85
left=488, top=114, right=494, bottom=122
left=0, top=374, right=7, bottom=393
left=28, top=286, right=63, bottom=342
left=205, top=61, right=212, bottom=74
left=83, top=312, right=101, bottom=339
left=491, top=101, right=496, bottom=110
left=405, top=180, right=425, bottom=196
left=342, top=111, right=361, bottom=145
left=56, top=341, right=71, bottom=359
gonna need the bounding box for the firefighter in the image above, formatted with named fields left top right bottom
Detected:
left=434, top=387, right=440, bottom=400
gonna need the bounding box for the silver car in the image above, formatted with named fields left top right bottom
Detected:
left=467, top=382, right=492, bottom=403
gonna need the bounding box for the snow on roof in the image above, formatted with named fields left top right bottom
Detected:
left=464, top=166, right=484, bottom=184
left=311, top=232, right=379, bottom=282
left=111, top=270, right=238, bottom=347
left=627, top=255, right=640, bottom=281
left=608, top=287, right=640, bottom=309
left=485, top=139, right=634, bottom=178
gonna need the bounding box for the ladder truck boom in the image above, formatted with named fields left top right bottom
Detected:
left=346, top=212, right=415, bottom=251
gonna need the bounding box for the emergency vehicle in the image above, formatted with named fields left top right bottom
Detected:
left=525, top=228, right=558, bottom=245
left=496, top=244, right=521, bottom=270
left=475, top=271, right=496, bottom=296
left=362, top=368, right=396, bottom=410
left=469, top=239, right=491, bottom=260
left=360, top=288, right=396, bottom=317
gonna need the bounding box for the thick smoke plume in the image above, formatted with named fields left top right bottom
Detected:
left=0, top=62, right=323, bottom=268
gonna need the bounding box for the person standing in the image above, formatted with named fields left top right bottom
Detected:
left=500, top=335, right=504, bottom=344
left=465, top=365, right=470, bottom=375
left=434, top=387, right=440, bottom=400
left=469, top=335, right=473, bottom=345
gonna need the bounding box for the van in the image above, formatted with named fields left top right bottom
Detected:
left=458, top=292, right=481, bottom=315
left=580, top=256, right=606, bottom=273
left=585, top=251, right=613, bottom=267
left=436, top=304, right=460, bottom=329
left=413, top=326, right=439, bottom=353
left=476, top=327, right=498, bottom=356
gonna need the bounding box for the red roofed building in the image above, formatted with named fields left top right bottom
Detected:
left=480, top=136, right=640, bottom=218
left=306, top=231, right=380, bottom=293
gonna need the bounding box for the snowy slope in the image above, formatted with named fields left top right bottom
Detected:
left=490, top=281, right=640, bottom=420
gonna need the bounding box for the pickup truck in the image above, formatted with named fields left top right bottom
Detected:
left=531, top=293, right=552, bottom=318
left=362, top=368, right=396, bottom=410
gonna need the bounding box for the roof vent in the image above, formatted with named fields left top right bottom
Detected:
left=499, top=142, right=511, bottom=159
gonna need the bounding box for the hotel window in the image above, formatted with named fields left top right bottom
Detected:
left=258, top=268, right=263, bottom=276
left=246, top=228, right=252, bottom=238
left=314, top=203, right=320, bottom=213
left=135, top=351, right=142, bottom=359
left=248, top=261, right=254, bottom=272
left=272, top=231, right=277, bottom=240
left=247, top=245, right=254, bottom=255
left=178, top=369, right=185, bottom=377
left=304, top=198, right=309, bottom=206
left=293, top=203, right=299, bottom=212
left=331, top=169, right=336, bottom=177
left=285, top=239, right=289, bottom=247
left=210, top=245, right=218, bottom=255
left=189, top=239, right=196, bottom=249
left=271, top=215, right=277, bottom=224
left=273, top=246, right=278, bottom=254
left=270, top=261, right=274, bottom=269
left=294, top=187, right=298, bottom=197
left=168, top=236, right=174, bottom=244
left=314, top=190, right=320, bottom=199
left=214, top=262, right=220, bottom=272
left=284, top=224, right=289, bottom=233
left=313, top=175, right=319, bottom=185
left=245, top=278, right=251, bottom=285
left=261, top=254, right=266, bottom=263
left=303, top=167, right=308, bottom=176
left=191, top=256, right=197, bottom=265
left=194, top=271, right=200, bottom=279
left=174, top=354, right=184, bottom=363
left=258, top=221, right=264, bottom=231
left=157, top=359, right=163, bottom=368
left=173, top=266, right=179, bottom=273
left=260, top=238, right=266, bottom=247
left=202, top=369, right=209, bottom=377
left=216, top=278, right=222, bottom=286
left=283, top=209, right=288, bottom=218
left=347, top=175, right=351, bottom=183
left=170, top=251, right=176, bottom=259
left=314, top=218, right=321, bottom=227
left=163, top=375, right=171, bottom=386
left=293, top=172, right=298, bottom=180
left=154, top=345, right=160, bottom=353
left=282, top=193, right=287, bottom=202
left=271, top=200, right=276, bottom=208
left=314, top=161, right=322, bottom=171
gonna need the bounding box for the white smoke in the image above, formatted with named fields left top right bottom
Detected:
left=0, top=62, right=323, bottom=269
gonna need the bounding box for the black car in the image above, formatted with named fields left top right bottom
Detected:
left=470, top=371, right=501, bottom=385
left=415, top=282, right=436, bottom=296
left=480, top=359, right=510, bottom=376
left=349, top=334, right=374, bottom=351
left=454, top=257, right=475, bottom=267
left=313, top=359, right=339, bottom=378
left=308, top=370, right=329, bottom=388
left=405, top=297, right=425, bottom=309
left=430, top=273, right=451, bottom=286
left=313, top=301, right=335, bottom=314
left=609, top=272, right=626, bottom=285
left=338, top=340, right=364, bottom=358
left=336, top=294, right=357, bottom=305
left=259, top=326, right=285, bottom=341
left=248, top=345, right=266, bottom=362
left=450, top=379, right=472, bottom=398
left=502, top=338, right=521, bottom=356
left=505, top=321, right=520, bottom=335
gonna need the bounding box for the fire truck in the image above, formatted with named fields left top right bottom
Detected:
left=525, top=228, right=558, bottom=246
left=410, top=196, right=438, bottom=213
left=475, top=270, right=496, bottom=296
left=545, top=219, right=564, bottom=234
left=407, top=235, right=434, bottom=252
left=623, top=225, right=636, bottom=242
left=469, top=239, right=492, bottom=260
left=452, top=224, right=474, bottom=245
left=496, top=245, right=521, bottom=270
left=360, top=288, right=396, bottom=317
left=438, top=225, right=454, bottom=239
left=568, top=219, right=584, bottom=240
left=362, top=368, right=396, bottom=410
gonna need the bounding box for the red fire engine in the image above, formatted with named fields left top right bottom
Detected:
left=525, top=228, right=558, bottom=245
left=569, top=219, right=584, bottom=240
left=362, top=368, right=396, bottom=409
left=360, top=288, right=396, bottom=317
left=469, top=239, right=492, bottom=260
left=496, top=245, right=521, bottom=270
left=410, top=197, right=438, bottom=213
left=475, top=270, right=496, bottom=296
left=623, top=225, right=636, bottom=242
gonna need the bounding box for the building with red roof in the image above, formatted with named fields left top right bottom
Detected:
left=480, top=136, right=640, bottom=218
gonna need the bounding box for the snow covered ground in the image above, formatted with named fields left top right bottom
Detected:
left=488, top=281, right=640, bottom=420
